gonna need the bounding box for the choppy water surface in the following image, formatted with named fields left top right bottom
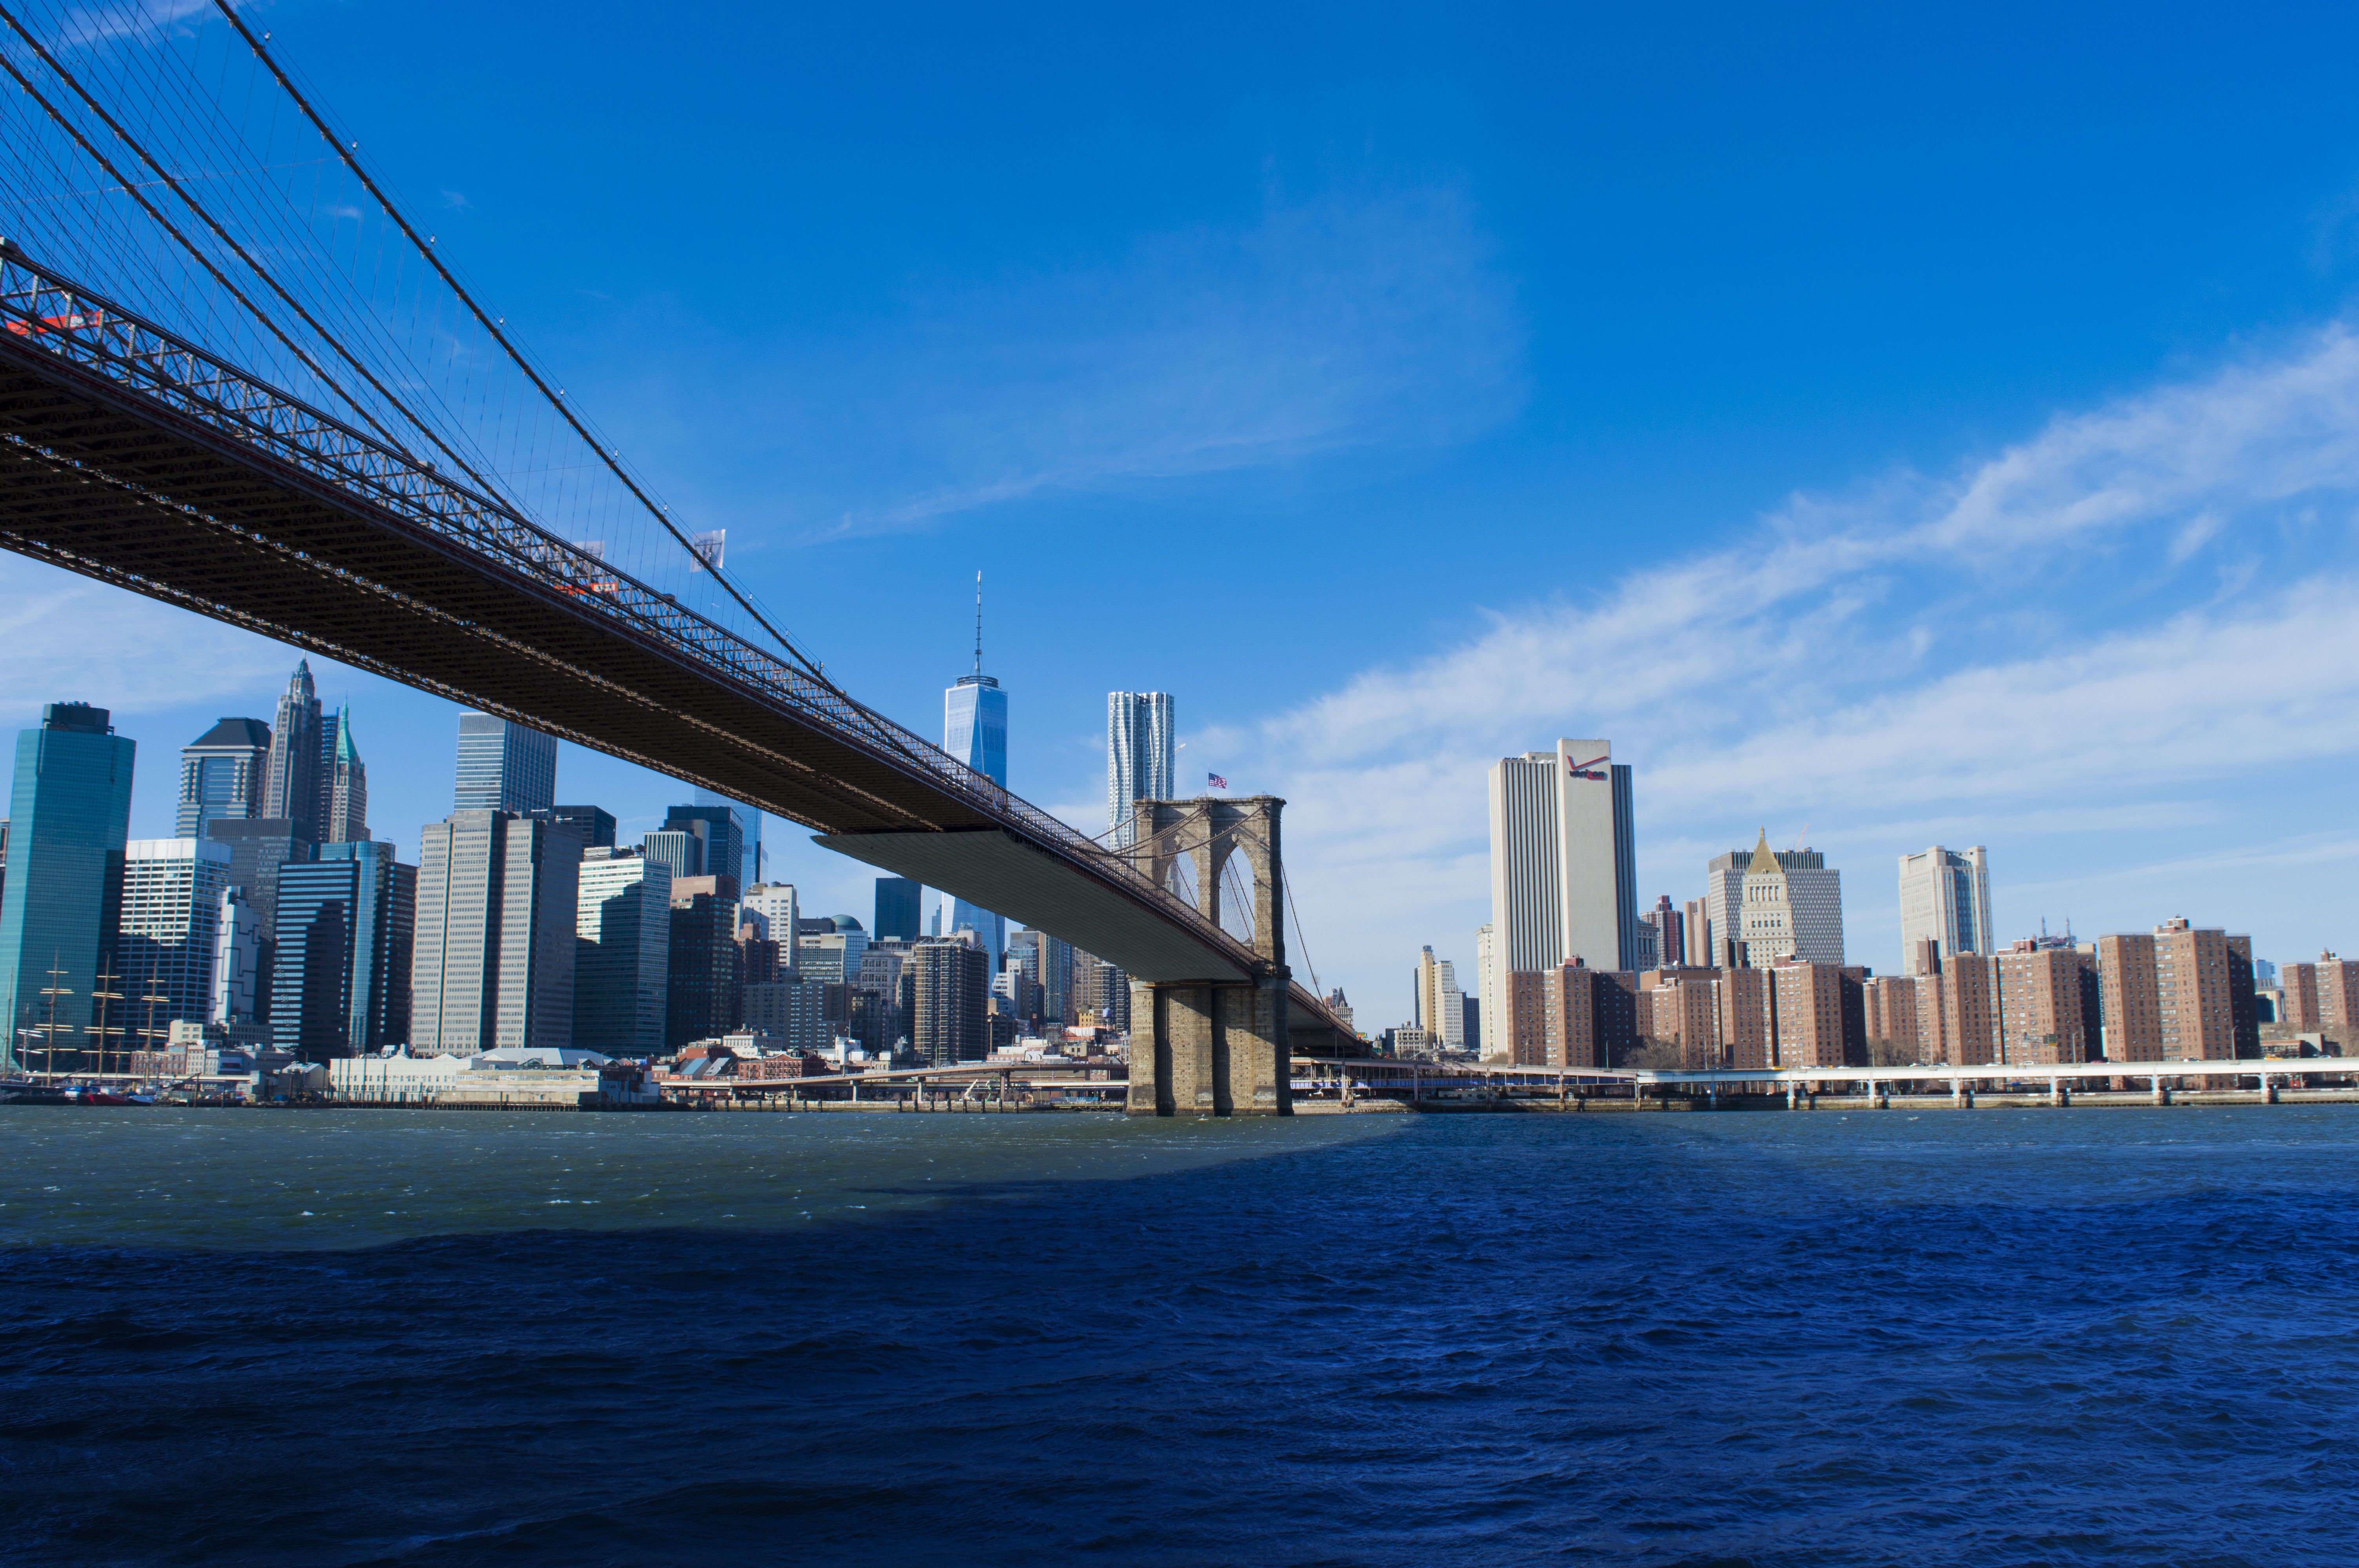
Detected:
left=3, top=1104, right=2356, bottom=1566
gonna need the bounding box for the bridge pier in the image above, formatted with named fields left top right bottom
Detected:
left=1126, top=978, right=1290, bottom=1115
left=1124, top=797, right=1292, bottom=1117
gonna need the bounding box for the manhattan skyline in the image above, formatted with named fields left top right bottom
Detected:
left=2, top=4, right=2357, bottom=1015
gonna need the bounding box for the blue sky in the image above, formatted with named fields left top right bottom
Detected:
left=8, top=1, right=2359, bottom=1023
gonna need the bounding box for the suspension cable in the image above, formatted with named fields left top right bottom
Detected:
left=0, top=8, right=435, bottom=468
left=210, top=0, right=830, bottom=684
left=1280, top=868, right=1321, bottom=996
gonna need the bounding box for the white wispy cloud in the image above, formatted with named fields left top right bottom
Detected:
left=789, top=188, right=1525, bottom=536
left=0, top=558, right=293, bottom=722
left=1238, top=323, right=2359, bottom=998
left=49, top=0, right=213, bottom=49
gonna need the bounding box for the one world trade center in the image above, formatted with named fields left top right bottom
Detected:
left=942, top=573, right=1007, bottom=968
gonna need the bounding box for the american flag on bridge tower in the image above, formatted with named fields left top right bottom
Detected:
left=1207, top=772, right=1228, bottom=789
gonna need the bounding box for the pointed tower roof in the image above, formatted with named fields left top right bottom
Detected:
left=332, top=706, right=361, bottom=763
left=190, top=716, right=271, bottom=749
left=1747, top=828, right=1781, bottom=875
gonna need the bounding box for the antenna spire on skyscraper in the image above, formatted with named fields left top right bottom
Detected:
left=945, top=570, right=1008, bottom=966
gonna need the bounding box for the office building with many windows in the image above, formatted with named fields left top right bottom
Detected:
left=873, top=876, right=921, bottom=942
left=575, top=846, right=671, bottom=1058
left=273, top=857, right=360, bottom=1059
left=411, top=810, right=580, bottom=1056
left=175, top=717, right=271, bottom=840
left=1413, top=946, right=1465, bottom=1050
left=203, top=817, right=312, bottom=1018
left=1485, top=739, right=1636, bottom=1021
left=740, top=882, right=800, bottom=949
left=1898, top=846, right=1993, bottom=973
left=691, top=787, right=762, bottom=888
left=660, top=803, right=747, bottom=895
left=271, top=844, right=412, bottom=1060
left=0, top=704, right=136, bottom=1072
left=1734, top=833, right=1844, bottom=966
left=454, top=712, right=557, bottom=814
left=910, top=937, right=989, bottom=1065
left=211, top=884, right=263, bottom=1036
left=317, top=708, right=369, bottom=844
left=665, top=873, right=740, bottom=1049
left=322, top=840, right=414, bottom=1053
left=1701, top=841, right=1841, bottom=968
left=797, top=918, right=867, bottom=985
left=116, top=838, right=232, bottom=1033
left=640, top=829, right=696, bottom=885
left=740, top=976, right=825, bottom=1051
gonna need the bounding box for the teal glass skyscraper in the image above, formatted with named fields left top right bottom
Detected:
left=273, top=840, right=414, bottom=1058
left=0, top=704, right=136, bottom=1072
left=943, top=573, right=1007, bottom=967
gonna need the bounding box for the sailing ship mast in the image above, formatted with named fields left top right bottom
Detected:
left=86, top=956, right=125, bottom=1080
left=38, top=951, right=70, bottom=1084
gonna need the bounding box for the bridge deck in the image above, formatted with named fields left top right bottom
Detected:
left=0, top=251, right=1337, bottom=1006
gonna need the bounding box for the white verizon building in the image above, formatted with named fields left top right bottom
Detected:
left=1485, top=739, right=1637, bottom=1011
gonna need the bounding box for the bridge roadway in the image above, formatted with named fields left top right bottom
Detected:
left=0, top=246, right=1349, bottom=1045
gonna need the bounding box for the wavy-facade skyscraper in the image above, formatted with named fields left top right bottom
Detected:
left=1106, top=692, right=1174, bottom=850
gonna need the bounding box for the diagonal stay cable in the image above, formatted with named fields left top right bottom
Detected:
left=0, top=18, right=434, bottom=470
left=1280, top=867, right=1321, bottom=996
left=0, top=2, right=497, bottom=489
left=212, top=0, right=832, bottom=687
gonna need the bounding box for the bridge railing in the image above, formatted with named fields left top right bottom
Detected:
left=0, top=246, right=1297, bottom=989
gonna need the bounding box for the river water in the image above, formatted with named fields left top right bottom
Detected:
left=2, top=1102, right=2355, bottom=1565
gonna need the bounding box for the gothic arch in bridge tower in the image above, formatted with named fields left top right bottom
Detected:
left=1124, top=795, right=1290, bottom=1117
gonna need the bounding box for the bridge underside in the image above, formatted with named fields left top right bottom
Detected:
left=0, top=335, right=1279, bottom=992
left=818, top=830, right=1247, bottom=984
left=0, top=338, right=980, bottom=835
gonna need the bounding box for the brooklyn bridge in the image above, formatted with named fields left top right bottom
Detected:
left=0, top=0, right=1347, bottom=1111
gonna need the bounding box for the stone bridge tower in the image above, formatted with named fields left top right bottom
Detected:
left=1123, top=795, right=1291, bottom=1116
